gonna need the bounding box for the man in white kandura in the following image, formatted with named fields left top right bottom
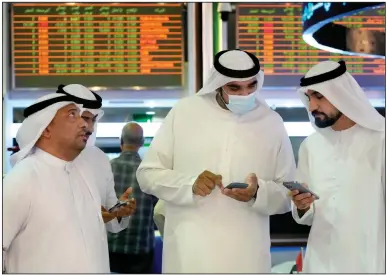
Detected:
left=136, top=49, right=296, bottom=273
left=289, top=60, right=385, bottom=273
left=57, top=84, right=136, bottom=232
left=4, top=93, right=109, bottom=273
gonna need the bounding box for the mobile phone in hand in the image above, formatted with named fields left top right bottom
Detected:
left=225, top=182, right=249, bottom=189
left=283, top=181, right=320, bottom=200
left=108, top=201, right=128, bottom=213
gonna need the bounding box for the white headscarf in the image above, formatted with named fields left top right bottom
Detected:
left=60, top=84, right=104, bottom=147
left=297, top=60, right=385, bottom=134
left=196, top=50, right=270, bottom=110
left=10, top=93, right=82, bottom=167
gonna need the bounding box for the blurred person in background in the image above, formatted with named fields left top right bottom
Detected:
left=290, top=60, right=385, bottom=273
left=59, top=84, right=137, bottom=232
left=108, top=122, right=158, bottom=274
left=3, top=93, right=110, bottom=273
left=136, top=49, right=296, bottom=273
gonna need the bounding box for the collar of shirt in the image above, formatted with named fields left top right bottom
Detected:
left=321, top=124, right=361, bottom=144
left=120, top=151, right=140, bottom=158
left=34, top=147, right=74, bottom=172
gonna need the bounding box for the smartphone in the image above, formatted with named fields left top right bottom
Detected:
left=283, top=181, right=320, bottom=200
left=108, top=201, right=128, bottom=213
left=225, top=182, right=249, bottom=189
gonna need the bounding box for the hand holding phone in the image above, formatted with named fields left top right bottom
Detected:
left=222, top=174, right=258, bottom=202
left=225, top=182, right=248, bottom=189
left=108, top=201, right=128, bottom=213
left=284, top=181, right=318, bottom=211
left=283, top=181, right=319, bottom=200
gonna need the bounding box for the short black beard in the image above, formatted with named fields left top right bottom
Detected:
left=312, top=111, right=343, bottom=128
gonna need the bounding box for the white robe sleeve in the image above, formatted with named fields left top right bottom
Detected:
left=291, top=139, right=315, bottom=226
left=251, top=129, right=296, bottom=215
left=136, top=108, right=197, bottom=206
left=153, top=200, right=166, bottom=239
left=103, top=156, right=130, bottom=234
left=382, top=138, right=385, bottom=200
left=378, top=137, right=386, bottom=273
left=3, top=167, right=34, bottom=253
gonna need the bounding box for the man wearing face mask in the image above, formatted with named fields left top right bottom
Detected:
left=136, top=49, right=296, bottom=273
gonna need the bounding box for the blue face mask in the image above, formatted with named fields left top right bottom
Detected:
left=224, top=91, right=258, bottom=115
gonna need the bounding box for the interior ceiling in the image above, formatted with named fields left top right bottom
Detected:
left=9, top=88, right=385, bottom=122
left=100, top=89, right=385, bottom=108
left=13, top=103, right=385, bottom=124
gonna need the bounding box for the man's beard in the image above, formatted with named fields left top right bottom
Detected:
left=312, top=110, right=343, bottom=128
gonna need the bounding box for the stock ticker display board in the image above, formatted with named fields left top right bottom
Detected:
left=235, top=3, right=385, bottom=86
left=11, top=3, right=184, bottom=89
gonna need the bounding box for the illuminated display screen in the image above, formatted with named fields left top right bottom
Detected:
left=11, top=3, right=184, bottom=89
left=235, top=3, right=385, bottom=86
left=302, top=2, right=383, bottom=31
left=301, top=2, right=385, bottom=58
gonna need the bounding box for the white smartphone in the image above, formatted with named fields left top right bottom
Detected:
left=283, top=181, right=320, bottom=200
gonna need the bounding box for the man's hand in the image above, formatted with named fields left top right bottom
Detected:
left=289, top=183, right=316, bottom=211
left=101, top=206, right=116, bottom=223
left=119, top=187, right=133, bottom=202
left=115, top=198, right=136, bottom=217
left=192, top=170, right=223, bottom=197
left=222, top=173, right=258, bottom=202
left=116, top=187, right=136, bottom=217
left=100, top=187, right=137, bottom=223
left=101, top=199, right=136, bottom=223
